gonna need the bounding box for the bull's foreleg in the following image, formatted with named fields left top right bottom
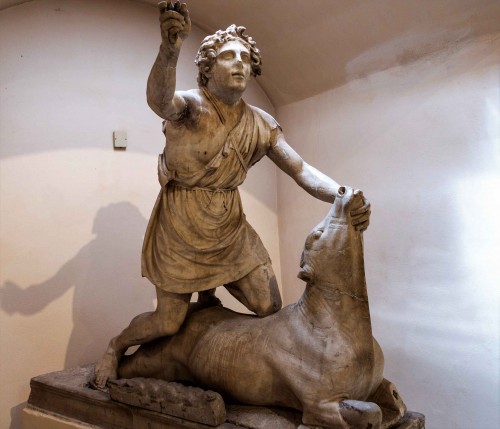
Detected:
left=300, top=399, right=382, bottom=429
left=300, top=400, right=349, bottom=429
left=339, top=400, right=382, bottom=428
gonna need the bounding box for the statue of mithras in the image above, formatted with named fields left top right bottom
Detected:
left=94, top=0, right=370, bottom=389
left=92, top=2, right=419, bottom=428
left=117, top=186, right=408, bottom=429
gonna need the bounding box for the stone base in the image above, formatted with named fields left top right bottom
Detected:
left=22, top=407, right=97, bottom=429
left=27, top=366, right=425, bottom=429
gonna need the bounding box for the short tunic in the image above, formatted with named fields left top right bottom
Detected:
left=141, top=97, right=280, bottom=293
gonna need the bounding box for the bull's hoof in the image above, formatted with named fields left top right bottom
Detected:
left=340, top=400, right=382, bottom=429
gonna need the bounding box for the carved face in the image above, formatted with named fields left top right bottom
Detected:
left=207, top=40, right=252, bottom=96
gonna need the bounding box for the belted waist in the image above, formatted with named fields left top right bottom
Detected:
left=170, top=181, right=237, bottom=192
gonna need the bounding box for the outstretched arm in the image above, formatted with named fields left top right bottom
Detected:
left=268, top=132, right=371, bottom=231
left=147, top=1, right=191, bottom=120
left=268, top=134, right=340, bottom=203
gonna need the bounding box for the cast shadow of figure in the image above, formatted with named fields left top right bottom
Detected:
left=1, top=202, right=156, bottom=369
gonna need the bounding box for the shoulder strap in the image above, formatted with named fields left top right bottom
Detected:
left=201, top=87, right=226, bottom=125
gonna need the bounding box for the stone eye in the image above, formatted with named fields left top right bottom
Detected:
left=312, top=230, right=323, bottom=240
left=220, top=51, right=234, bottom=60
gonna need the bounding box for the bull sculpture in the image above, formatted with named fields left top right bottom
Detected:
left=118, top=186, right=407, bottom=429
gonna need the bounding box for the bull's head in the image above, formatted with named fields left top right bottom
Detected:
left=298, top=186, right=365, bottom=285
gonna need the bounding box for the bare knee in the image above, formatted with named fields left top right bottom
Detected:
left=227, top=263, right=282, bottom=317
left=115, top=310, right=185, bottom=342
left=254, top=276, right=282, bottom=317
left=254, top=299, right=282, bottom=317
left=254, top=302, right=280, bottom=317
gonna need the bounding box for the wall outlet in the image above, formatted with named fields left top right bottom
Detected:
left=113, top=131, right=127, bottom=149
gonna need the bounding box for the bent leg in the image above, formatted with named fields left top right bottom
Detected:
left=300, top=400, right=382, bottom=429
left=94, top=288, right=191, bottom=388
left=300, top=400, right=349, bottom=429
left=118, top=336, right=194, bottom=382
left=225, top=261, right=282, bottom=317
left=339, top=400, right=382, bottom=429
left=368, top=378, right=407, bottom=427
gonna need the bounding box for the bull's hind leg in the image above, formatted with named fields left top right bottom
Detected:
left=299, top=400, right=382, bottom=429
left=368, top=378, right=406, bottom=428
left=118, top=337, right=193, bottom=383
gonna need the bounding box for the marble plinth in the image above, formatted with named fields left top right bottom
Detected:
left=27, top=366, right=425, bottom=429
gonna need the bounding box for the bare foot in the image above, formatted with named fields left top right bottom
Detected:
left=94, top=348, right=119, bottom=389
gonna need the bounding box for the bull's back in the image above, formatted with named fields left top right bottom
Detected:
left=174, top=306, right=300, bottom=407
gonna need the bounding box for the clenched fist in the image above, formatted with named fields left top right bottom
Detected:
left=158, top=1, right=191, bottom=58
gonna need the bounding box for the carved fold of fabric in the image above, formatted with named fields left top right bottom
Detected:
left=142, top=103, right=278, bottom=293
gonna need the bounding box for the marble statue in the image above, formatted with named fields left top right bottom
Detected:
left=116, top=186, right=407, bottom=429
left=94, top=0, right=370, bottom=390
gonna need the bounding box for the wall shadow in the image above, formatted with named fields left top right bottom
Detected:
left=8, top=402, right=26, bottom=429
left=0, top=202, right=156, bottom=368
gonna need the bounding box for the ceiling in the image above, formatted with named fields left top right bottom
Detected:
left=2, top=0, right=499, bottom=106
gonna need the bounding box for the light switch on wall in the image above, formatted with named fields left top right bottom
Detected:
left=113, top=131, right=127, bottom=149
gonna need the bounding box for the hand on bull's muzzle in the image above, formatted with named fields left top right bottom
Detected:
left=350, top=190, right=370, bottom=232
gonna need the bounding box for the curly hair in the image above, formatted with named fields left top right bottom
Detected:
left=194, top=25, right=262, bottom=87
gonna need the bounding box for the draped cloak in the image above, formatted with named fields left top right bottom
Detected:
left=141, top=96, right=280, bottom=293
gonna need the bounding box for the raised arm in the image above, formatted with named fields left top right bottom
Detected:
left=147, top=1, right=191, bottom=120
left=268, top=132, right=371, bottom=231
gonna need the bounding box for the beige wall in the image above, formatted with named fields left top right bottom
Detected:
left=276, top=35, right=499, bottom=429
left=1, top=1, right=499, bottom=429
left=0, top=1, right=279, bottom=428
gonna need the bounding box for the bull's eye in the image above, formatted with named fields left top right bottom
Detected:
left=305, top=229, right=324, bottom=250
left=312, top=230, right=323, bottom=240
